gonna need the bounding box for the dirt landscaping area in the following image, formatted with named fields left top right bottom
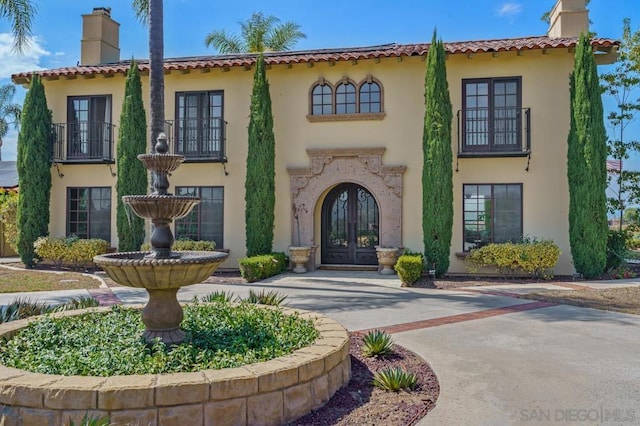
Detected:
left=520, top=286, right=640, bottom=315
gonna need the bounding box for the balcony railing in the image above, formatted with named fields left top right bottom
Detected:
left=51, top=122, right=115, bottom=163
left=457, top=107, right=530, bottom=157
left=164, top=118, right=227, bottom=162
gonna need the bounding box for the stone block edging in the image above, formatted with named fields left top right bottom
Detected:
left=0, top=306, right=350, bottom=426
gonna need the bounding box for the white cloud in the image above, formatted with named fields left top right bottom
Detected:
left=497, top=3, right=523, bottom=17
left=0, top=33, right=50, bottom=79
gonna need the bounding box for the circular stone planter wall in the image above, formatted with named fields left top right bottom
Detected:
left=0, top=306, right=350, bottom=426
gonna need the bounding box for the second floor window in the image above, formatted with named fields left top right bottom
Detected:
left=462, top=77, right=522, bottom=152
left=176, top=91, right=224, bottom=160
left=335, top=81, right=356, bottom=114
left=312, top=84, right=333, bottom=115
left=67, top=96, right=112, bottom=159
left=310, top=77, right=384, bottom=117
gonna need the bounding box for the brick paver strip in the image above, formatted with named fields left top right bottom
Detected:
left=87, top=288, right=122, bottom=306
left=357, top=301, right=557, bottom=334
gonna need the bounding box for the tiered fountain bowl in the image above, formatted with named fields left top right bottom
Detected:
left=94, top=133, right=228, bottom=346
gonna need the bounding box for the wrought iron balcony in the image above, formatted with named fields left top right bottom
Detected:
left=456, top=107, right=531, bottom=157
left=51, top=122, right=115, bottom=163
left=164, top=118, right=227, bottom=162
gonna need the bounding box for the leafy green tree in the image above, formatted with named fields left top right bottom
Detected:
left=623, top=207, right=640, bottom=226
left=422, top=32, right=453, bottom=277
left=245, top=54, right=275, bottom=256
left=0, top=0, right=36, bottom=52
left=205, top=11, right=305, bottom=53
left=0, top=83, right=21, bottom=159
left=116, top=61, right=147, bottom=251
left=567, top=34, right=608, bottom=278
left=601, top=19, right=640, bottom=227
left=16, top=75, right=51, bottom=267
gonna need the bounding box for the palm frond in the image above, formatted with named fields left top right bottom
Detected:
left=205, top=29, right=245, bottom=54
left=131, top=0, right=149, bottom=23
left=0, top=0, right=37, bottom=53
left=267, top=21, right=306, bottom=52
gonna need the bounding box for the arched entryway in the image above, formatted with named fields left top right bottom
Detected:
left=321, top=183, right=379, bottom=265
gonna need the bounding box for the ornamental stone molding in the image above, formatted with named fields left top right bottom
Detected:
left=288, top=148, right=405, bottom=270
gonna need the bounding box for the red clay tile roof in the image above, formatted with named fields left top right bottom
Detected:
left=11, top=35, right=618, bottom=83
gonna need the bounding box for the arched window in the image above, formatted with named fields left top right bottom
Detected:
left=335, top=82, right=356, bottom=114
left=359, top=81, right=382, bottom=113
left=311, top=83, right=333, bottom=115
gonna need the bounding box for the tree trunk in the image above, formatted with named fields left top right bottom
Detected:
left=149, top=0, right=164, bottom=153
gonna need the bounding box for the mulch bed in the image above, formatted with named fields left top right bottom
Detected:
left=292, top=333, right=439, bottom=425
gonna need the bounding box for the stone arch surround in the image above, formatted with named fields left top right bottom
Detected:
left=288, top=148, right=406, bottom=270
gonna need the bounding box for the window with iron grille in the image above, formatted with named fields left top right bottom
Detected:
left=175, top=186, right=224, bottom=247
left=66, top=187, right=111, bottom=243
left=175, top=91, right=224, bottom=159
left=66, top=96, right=112, bottom=159
left=463, top=184, right=522, bottom=251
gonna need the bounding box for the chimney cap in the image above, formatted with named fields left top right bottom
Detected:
left=92, top=7, right=111, bottom=16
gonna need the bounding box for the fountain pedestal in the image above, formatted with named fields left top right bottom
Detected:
left=94, top=133, right=228, bottom=345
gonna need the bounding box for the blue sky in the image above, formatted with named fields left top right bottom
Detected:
left=0, top=0, right=638, bottom=164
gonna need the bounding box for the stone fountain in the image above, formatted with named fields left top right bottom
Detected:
left=94, top=133, right=228, bottom=346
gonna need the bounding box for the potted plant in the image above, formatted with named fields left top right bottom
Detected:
left=289, top=203, right=311, bottom=273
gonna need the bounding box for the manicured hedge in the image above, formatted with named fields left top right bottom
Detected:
left=238, top=252, right=288, bottom=283
left=465, top=240, right=561, bottom=279
left=141, top=239, right=216, bottom=252
left=394, top=254, right=424, bottom=286
left=34, top=236, right=109, bottom=268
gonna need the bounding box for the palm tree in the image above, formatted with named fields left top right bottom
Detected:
left=0, top=84, right=21, bottom=160
left=132, top=0, right=164, bottom=152
left=0, top=0, right=37, bottom=53
left=205, top=12, right=306, bottom=54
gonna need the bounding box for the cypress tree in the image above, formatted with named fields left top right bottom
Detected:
left=422, top=32, right=453, bottom=277
left=567, top=34, right=608, bottom=278
left=16, top=75, right=52, bottom=268
left=116, top=61, right=148, bottom=251
left=244, top=54, right=275, bottom=256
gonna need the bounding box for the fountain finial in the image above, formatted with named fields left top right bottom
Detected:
left=155, top=132, right=169, bottom=154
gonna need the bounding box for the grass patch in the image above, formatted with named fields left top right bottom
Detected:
left=0, top=269, right=101, bottom=293
left=0, top=302, right=319, bottom=376
left=522, top=286, right=640, bottom=315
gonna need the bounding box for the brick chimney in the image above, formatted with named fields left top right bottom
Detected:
left=80, top=7, right=120, bottom=65
left=547, top=0, right=589, bottom=38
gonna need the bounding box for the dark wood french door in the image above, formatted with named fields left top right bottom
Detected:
left=321, top=183, right=379, bottom=265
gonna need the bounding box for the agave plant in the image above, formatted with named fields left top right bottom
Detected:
left=361, top=329, right=394, bottom=358
left=241, top=289, right=288, bottom=306
left=197, top=290, right=235, bottom=304
left=372, top=367, right=418, bottom=392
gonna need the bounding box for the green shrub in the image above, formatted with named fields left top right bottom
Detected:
left=34, top=237, right=109, bottom=268
left=141, top=239, right=217, bottom=252
left=465, top=240, right=561, bottom=279
left=34, top=236, right=67, bottom=267
left=395, top=254, right=424, bottom=285
left=242, top=289, right=288, bottom=306
left=372, top=367, right=418, bottom=392
left=64, top=238, right=109, bottom=266
left=361, top=330, right=394, bottom=358
left=607, top=229, right=630, bottom=271
left=238, top=253, right=287, bottom=283
left=0, top=304, right=318, bottom=376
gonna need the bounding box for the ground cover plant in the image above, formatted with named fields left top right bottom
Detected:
left=0, top=302, right=318, bottom=376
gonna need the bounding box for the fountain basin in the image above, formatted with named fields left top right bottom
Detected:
left=137, top=153, right=184, bottom=172
left=0, top=307, right=350, bottom=426
left=123, top=195, right=200, bottom=221
left=94, top=251, right=228, bottom=289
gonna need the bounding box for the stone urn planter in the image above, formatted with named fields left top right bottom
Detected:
left=376, top=247, right=399, bottom=275
left=289, top=246, right=311, bottom=273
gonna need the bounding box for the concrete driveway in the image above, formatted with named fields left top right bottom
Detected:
left=1, top=269, right=638, bottom=425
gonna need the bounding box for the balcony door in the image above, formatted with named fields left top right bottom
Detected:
left=462, top=77, right=521, bottom=152
left=321, top=183, right=379, bottom=265
left=67, top=96, right=111, bottom=159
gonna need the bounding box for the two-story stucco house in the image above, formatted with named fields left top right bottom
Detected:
left=11, top=0, right=618, bottom=274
